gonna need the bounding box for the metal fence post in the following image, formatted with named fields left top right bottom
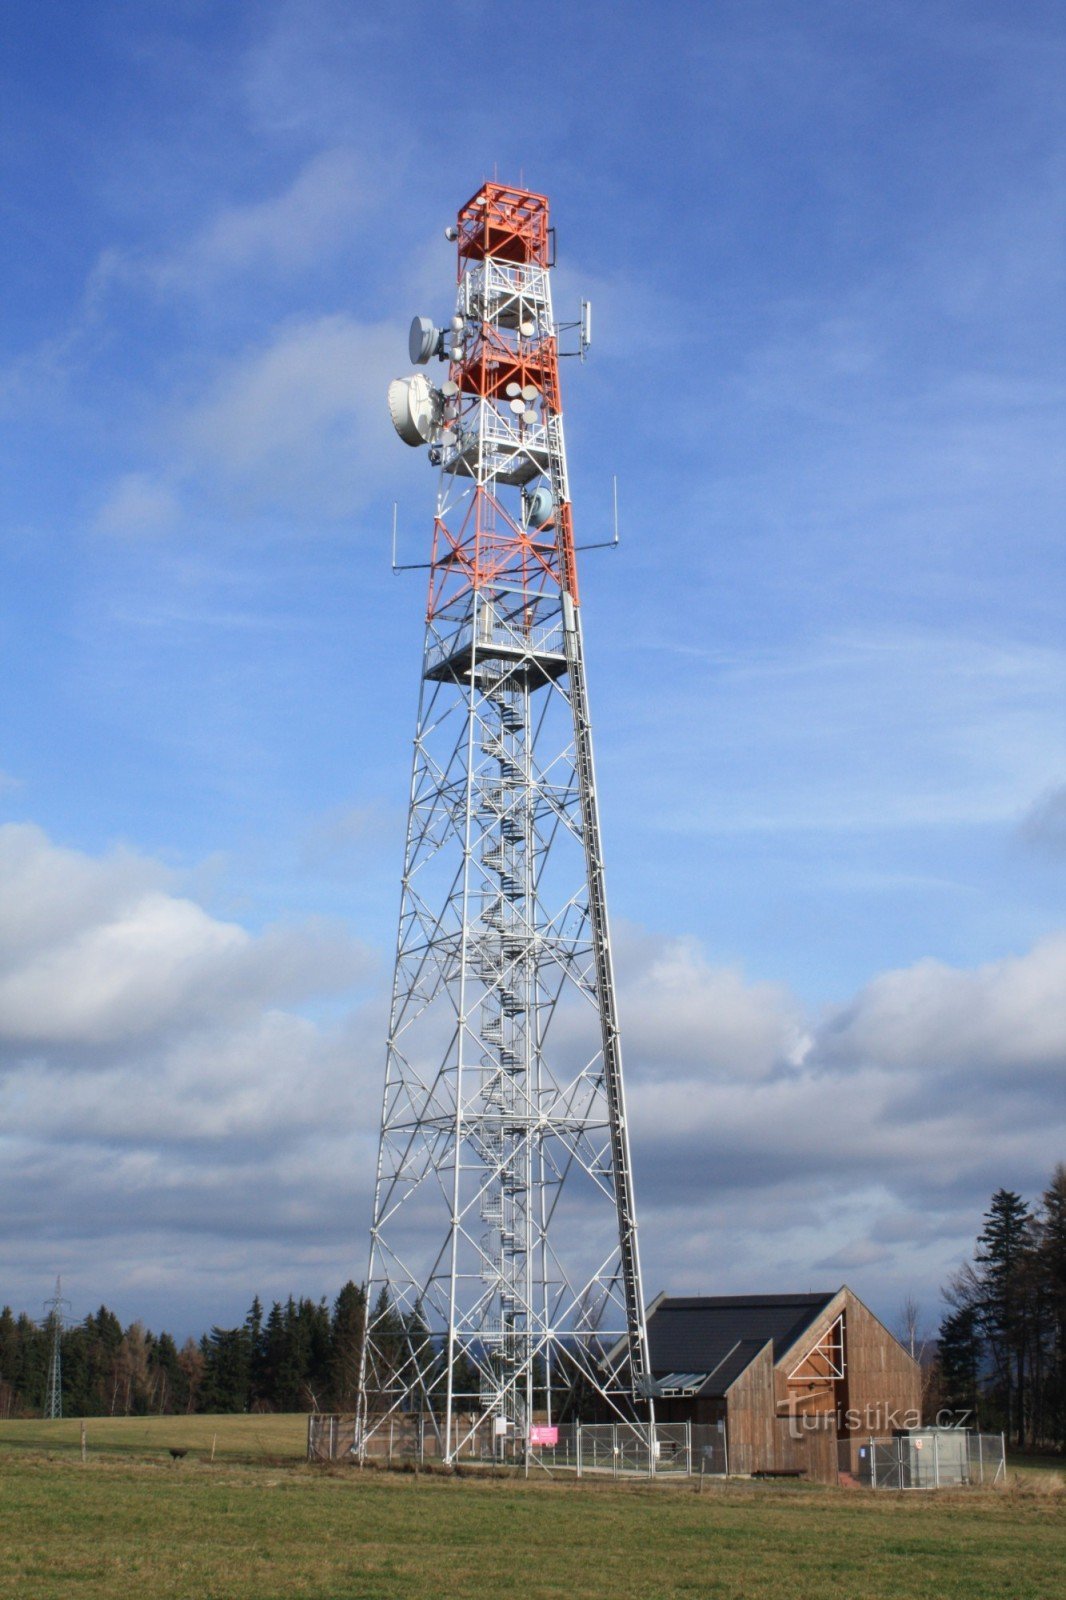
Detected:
left=685, top=1421, right=692, bottom=1477
left=870, top=1436, right=876, bottom=1489
left=977, top=1432, right=983, bottom=1485
left=576, top=1423, right=582, bottom=1479
left=933, top=1431, right=940, bottom=1489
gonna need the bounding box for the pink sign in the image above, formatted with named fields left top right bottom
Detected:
left=529, top=1424, right=558, bottom=1447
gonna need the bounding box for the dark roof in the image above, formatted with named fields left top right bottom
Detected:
left=647, top=1293, right=837, bottom=1397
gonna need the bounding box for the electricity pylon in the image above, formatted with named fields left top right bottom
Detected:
left=358, top=183, right=651, bottom=1463
left=43, top=1276, right=70, bottom=1420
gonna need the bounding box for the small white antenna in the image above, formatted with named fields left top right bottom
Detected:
left=580, top=299, right=592, bottom=362
left=391, top=502, right=431, bottom=573
left=574, top=475, right=620, bottom=552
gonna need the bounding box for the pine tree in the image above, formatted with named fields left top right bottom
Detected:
left=201, top=1326, right=252, bottom=1412
left=0, top=1307, right=19, bottom=1417
left=974, top=1189, right=1036, bottom=1445
left=329, top=1282, right=366, bottom=1412
left=244, top=1297, right=268, bottom=1410
left=1038, top=1164, right=1066, bottom=1444
left=937, top=1304, right=982, bottom=1420
left=150, top=1331, right=182, bottom=1414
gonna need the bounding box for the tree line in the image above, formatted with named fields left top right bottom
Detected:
left=937, top=1164, right=1066, bottom=1448
left=0, top=1283, right=366, bottom=1419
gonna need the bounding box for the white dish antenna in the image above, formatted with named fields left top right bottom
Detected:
left=409, top=316, right=443, bottom=365
left=388, top=375, right=441, bottom=447
left=525, top=485, right=556, bottom=530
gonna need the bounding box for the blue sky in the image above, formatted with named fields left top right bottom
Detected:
left=1, top=0, right=1064, bottom=1340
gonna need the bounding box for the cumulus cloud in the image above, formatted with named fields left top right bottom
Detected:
left=619, top=925, right=1066, bottom=1312
left=0, top=824, right=368, bottom=1047
left=3, top=822, right=1063, bottom=1334
left=615, top=927, right=805, bottom=1080
left=0, top=823, right=382, bottom=1328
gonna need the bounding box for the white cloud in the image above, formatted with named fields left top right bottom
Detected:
left=95, top=473, right=179, bottom=537
left=0, top=823, right=373, bottom=1047
left=2, top=823, right=1063, bottom=1334
left=180, top=313, right=405, bottom=516
left=616, top=928, right=804, bottom=1080
left=165, top=148, right=367, bottom=288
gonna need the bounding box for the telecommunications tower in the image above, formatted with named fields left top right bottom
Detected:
left=43, top=1276, right=70, bottom=1420
left=358, top=183, right=650, bottom=1462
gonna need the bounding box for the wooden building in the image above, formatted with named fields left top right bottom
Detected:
left=642, top=1286, right=921, bottom=1483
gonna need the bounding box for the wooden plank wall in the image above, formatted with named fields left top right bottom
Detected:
left=723, top=1340, right=775, bottom=1472
left=840, top=1289, right=922, bottom=1439
left=726, top=1287, right=922, bottom=1481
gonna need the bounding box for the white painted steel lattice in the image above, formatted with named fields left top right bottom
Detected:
left=357, top=184, right=651, bottom=1463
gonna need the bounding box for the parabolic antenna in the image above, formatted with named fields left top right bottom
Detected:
left=526, top=485, right=556, bottom=530
left=409, top=316, right=441, bottom=365
left=387, top=375, right=441, bottom=447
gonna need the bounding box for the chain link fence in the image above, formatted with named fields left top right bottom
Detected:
left=852, top=1430, right=1006, bottom=1488
left=310, top=1415, right=1006, bottom=1489
left=310, top=1415, right=692, bottom=1475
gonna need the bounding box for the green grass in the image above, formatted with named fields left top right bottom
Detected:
left=0, top=1411, right=306, bottom=1462
left=0, top=1420, right=1063, bottom=1600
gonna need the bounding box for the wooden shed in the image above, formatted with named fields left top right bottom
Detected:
left=642, top=1286, right=921, bottom=1483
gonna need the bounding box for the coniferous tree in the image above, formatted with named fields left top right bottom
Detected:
left=149, top=1331, right=183, bottom=1414
left=975, top=1190, right=1035, bottom=1445
left=937, top=1304, right=982, bottom=1420
left=0, top=1307, right=18, bottom=1417
left=1038, top=1164, right=1066, bottom=1444
left=244, top=1297, right=269, bottom=1410
left=201, top=1326, right=252, bottom=1412
left=329, top=1281, right=366, bottom=1411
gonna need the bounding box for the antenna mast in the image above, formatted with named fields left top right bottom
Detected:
left=359, top=183, right=650, bottom=1464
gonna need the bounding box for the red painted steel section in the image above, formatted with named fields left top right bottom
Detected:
left=429, top=183, right=578, bottom=616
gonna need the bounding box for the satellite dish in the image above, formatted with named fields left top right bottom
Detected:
left=526, top=486, right=556, bottom=529
left=409, top=316, right=441, bottom=365
left=521, top=385, right=538, bottom=402
left=505, top=382, right=522, bottom=398
left=440, top=380, right=459, bottom=397
left=509, top=397, right=525, bottom=415
left=388, top=375, right=441, bottom=447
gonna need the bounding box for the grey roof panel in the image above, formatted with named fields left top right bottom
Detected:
left=646, top=1292, right=836, bottom=1396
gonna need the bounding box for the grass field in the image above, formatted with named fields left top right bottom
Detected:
left=1, top=1418, right=1063, bottom=1600
left=0, top=1411, right=306, bottom=1462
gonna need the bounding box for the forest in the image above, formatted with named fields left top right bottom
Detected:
left=0, top=1283, right=366, bottom=1419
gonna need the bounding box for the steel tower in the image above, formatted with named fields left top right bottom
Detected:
left=358, top=183, right=650, bottom=1462
left=43, top=1277, right=69, bottom=1420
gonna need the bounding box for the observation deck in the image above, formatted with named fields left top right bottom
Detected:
left=424, top=615, right=567, bottom=688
